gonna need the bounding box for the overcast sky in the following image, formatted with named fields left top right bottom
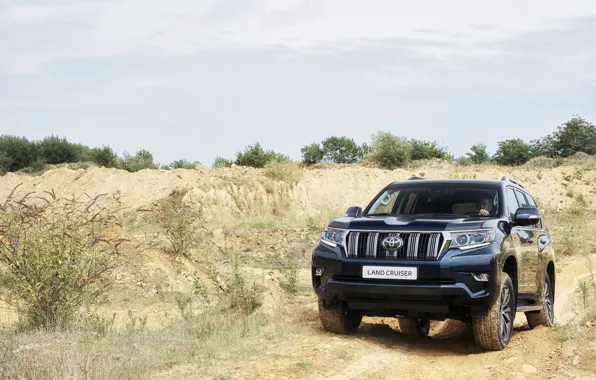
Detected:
left=1, top=0, right=596, bottom=166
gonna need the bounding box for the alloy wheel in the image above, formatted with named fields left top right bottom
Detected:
left=499, top=286, right=514, bottom=343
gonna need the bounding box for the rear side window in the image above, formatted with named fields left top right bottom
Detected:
left=506, top=188, right=519, bottom=220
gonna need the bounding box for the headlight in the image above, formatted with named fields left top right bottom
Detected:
left=450, top=229, right=496, bottom=250
left=321, top=227, right=347, bottom=247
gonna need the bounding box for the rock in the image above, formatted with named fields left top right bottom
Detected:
left=522, top=365, right=537, bottom=374
left=572, top=355, right=580, bottom=366
left=148, top=288, right=158, bottom=297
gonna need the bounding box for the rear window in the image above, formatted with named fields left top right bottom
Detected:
left=366, top=184, right=500, bottom=217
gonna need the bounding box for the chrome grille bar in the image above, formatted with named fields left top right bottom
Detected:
left=367, top=232, right=379, bottom=258
left=407, top=233, right=420, bottom=259
left=345, top=231, right=445, bottom=260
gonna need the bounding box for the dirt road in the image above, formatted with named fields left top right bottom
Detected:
left=206, top=257, right=592, bottom=380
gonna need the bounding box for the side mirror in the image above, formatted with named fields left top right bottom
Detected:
left=345, top=206, right=363, bottom=218
left=513, top=207, right=541, bottom=226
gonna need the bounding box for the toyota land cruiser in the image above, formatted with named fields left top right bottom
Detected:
left=312, top=176, right=555, bottom=351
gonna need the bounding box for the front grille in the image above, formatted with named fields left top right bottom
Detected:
left=345, top=231, right=445, bottom=260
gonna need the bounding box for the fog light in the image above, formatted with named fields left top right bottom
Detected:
left=471, top=273, right=489, bottom=282
left=315, top=268, right=325, bottom=276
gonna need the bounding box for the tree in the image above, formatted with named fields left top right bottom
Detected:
left=410, top=139, right=449, bottom=161
left=466, top=143, right=491, bottom=164
left=0, top=135, right=39, bottom=172
left=37, top=135, right=82, bottom=165
left=166, top=159, right=201, bottom=169
left=550, top=116, right=596, bottom=157
left=235, top=142, right=288, bottom=168
left=301, top=143, right=324, bottom=165
left=119, top=149, right=158, bottom=172
left=90, top=146, right=119, bottom=168
left=367, top=131, right=412, bottom=169
left=493, top=139, right=533, bottom=166
left=321, top=136, right=363, bottom=164
left=530, top=135, right=558, bottom=158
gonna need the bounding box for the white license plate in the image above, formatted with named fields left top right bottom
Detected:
left=362, top=266, right=417, bottom=280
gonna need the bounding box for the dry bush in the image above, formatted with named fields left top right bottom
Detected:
left=263, top=162, right=303, bottom=184
left=0, top=185, right=130, bottom=330
left=143, top=187, right=205, bottom=258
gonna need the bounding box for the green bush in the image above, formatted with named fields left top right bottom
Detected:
left=146, top=187, right=204, bottom=258
left=466, top=143, right=491, bottom=164
left=300, top=143, right=324, bottom=165
left=0, top=186, right=127, bottom=330
left=213, top=156, right=233, bottom=168
left=410, top=139, right=449, bottom=160
left=119, top=149, right=158, bottom=172
left=166, top=159, right=200, bottom=170
left=321, top=136, right=363, bottom=164
left=37, top=135, right=82, bottom=165
left=0, top=135, right=39, bottom=172
left=493, top=139, right=533, bottom=166
left=89, top=146, right=119, bottom=168
left=367, top=131, right=412, bottom=169
left=235, top=142, right=289, bottom=168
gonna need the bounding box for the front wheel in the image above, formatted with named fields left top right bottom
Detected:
left=472, top=272, right=516, bottom=351
left=318, top=299, right=362, bottom=334
left=526, top=273, right=555, bottom=328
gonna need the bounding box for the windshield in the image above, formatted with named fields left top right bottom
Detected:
left=365, top=184, right=500, bottom=217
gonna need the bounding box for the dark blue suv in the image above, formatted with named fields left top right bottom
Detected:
left=312, top=176, right=556, bottom=350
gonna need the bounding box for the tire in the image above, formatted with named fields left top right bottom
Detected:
left=318, top=299, right=362, bottom=334
left=397, top=317, right=431, bottom=338
left=472, top=272, right=516, bottom=351
left=526, top=273, right=555, bottom=328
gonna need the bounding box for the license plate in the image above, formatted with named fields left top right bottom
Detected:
left=362, top=266, right=417, bottom=280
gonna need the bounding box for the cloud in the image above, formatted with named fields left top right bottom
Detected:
left=2, top=0, right=596, bottom=73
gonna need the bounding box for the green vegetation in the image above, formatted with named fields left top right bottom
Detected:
left=0, top=185, right=129, bottom=330
left=1, top=115, right=595, bottom=174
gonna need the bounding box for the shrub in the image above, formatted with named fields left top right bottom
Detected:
left=146, top=187, right=204, bottom=257
left=0, top=186, right=128, bottom=330
left=208, top=239, right=263, bottom=314
left=213, top=156, right=233, bottom=168
left=321, top=136, right=363, bottom=164
left=37, top=135, right=82, bottom=165
left=235, top=142, right=289, bottom=168
left=89, top=146, right=119, bottom=168
left=166, top=159, right=200, bottom=170
left=0, top=151, right=13, bottom=174
left=410, top=139, right=449, bottom=161
left=301, top=143, right=324, bottom=165
left=366, top=131, right=412, bottom=169
left=466, top=143, right=491, bottom=164
left=550, top=116, right=596, bottom=157
left=0, top=135, right=39, bottom=172
left=119, top=149, right=158, bottom=172
left=493, top=139, right=533, bottom=166
left=264, top=162, right=303, bottom=184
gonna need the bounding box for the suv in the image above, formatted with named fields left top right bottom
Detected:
left=312, top=176, right=555, bottom=351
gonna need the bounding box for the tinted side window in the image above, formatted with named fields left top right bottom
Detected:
left=506, top=188, right=519, bottom=220
left=525, top=193, right=537, bottom=207
left=515, top=190, right=529, bottom=207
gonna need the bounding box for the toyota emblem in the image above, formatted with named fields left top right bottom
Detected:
left=381, top=236, right=404, bottom=251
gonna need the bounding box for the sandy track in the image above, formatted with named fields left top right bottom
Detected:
left=214, top=257, right=592, bottom=380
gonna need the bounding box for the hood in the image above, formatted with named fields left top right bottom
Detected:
left=328, top=215, right=491, bottom=232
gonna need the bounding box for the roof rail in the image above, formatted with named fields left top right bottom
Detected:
left=501, top=176, right=526, bottom=189
left=408, top=176, right=425, bottom=180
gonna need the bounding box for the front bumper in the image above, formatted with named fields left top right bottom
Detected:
left=312, top=241, right=499, bottom=319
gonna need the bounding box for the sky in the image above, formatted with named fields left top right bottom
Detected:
left=1, top=0, right=596, bottom=167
